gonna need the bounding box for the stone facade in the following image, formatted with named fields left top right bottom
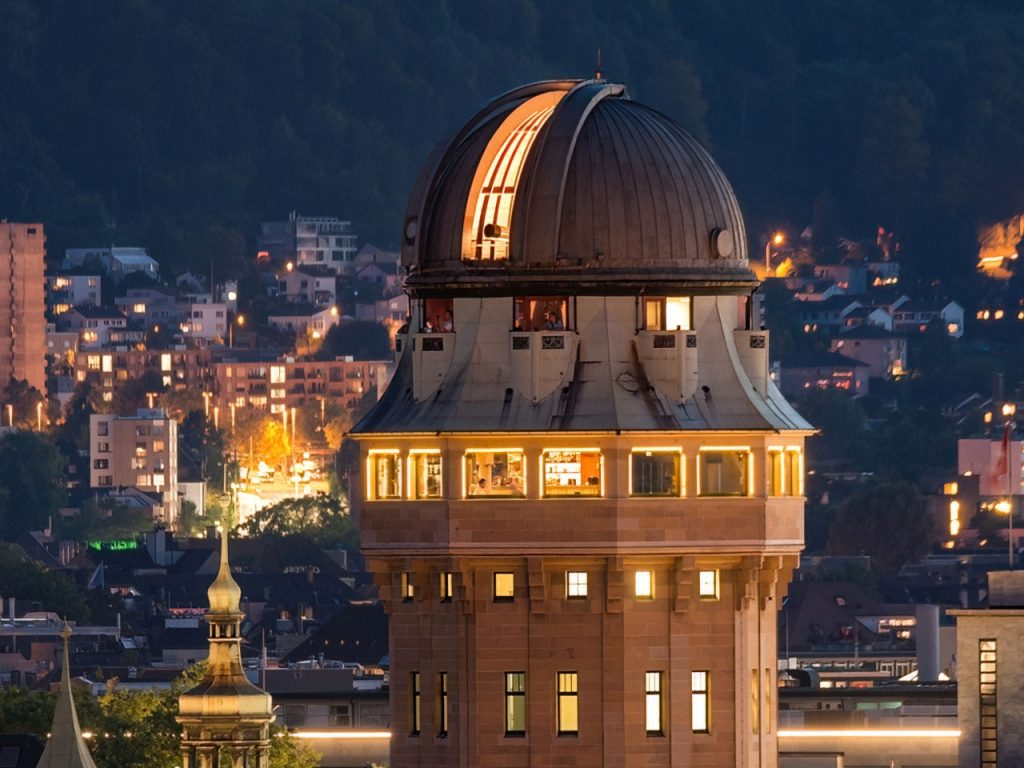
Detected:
left=0, top=222, right=46, bottom=393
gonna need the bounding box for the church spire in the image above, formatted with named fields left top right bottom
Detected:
left=37, top=624, right=98, bottom=768
left=207, top=525, right=242, bottom=617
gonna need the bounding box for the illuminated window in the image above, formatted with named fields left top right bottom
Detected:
left=270, top=365, right=286, bottom=384
left=494, top=572, right=515, bottom=602
left=980, top=639, right=997, bottom=767
left=767, top=450, right=784, bottom=496
left=635, top=570, right=654, bottom=599
left=643, top=297, right=692, bottom=330
left=367, top=450, right=402, bottom=500
left=411, top=672, right=421, bottom=736
left=950, top=500, right=961, bottom=536
left=401, top=572, right=415, bottom=601
left=698, top=449, right=751, bottom=496
left=440, top=572, right=454, bottom=602
left=645, top=672, right=664, bottom=735
left=557, top=673, right=579, bottom=735
left=542, top=449, right=602, bottom=497
left=505, top=672, right=526, bottom=736
left=631, top=450, right=682, bottom=496
left=423, top=298, right=454, bottom=333
left=468, top=104, right=556, bottom=261
left=465, top=450, right=525, bottom=498
left=513, top=296, right=568, bottom=332
left=438, top=672, right=449, bottom=737
left=566, top=571, right=588, bottom=599
left=691, top=671, right=710, bottom=733
left=132, top=303, right=146, bottom=314
left=410, top=451, right=442, bottom=499
left=698, top=570, right=719, bottom=600
left=786, top=449, right=803, bottom=496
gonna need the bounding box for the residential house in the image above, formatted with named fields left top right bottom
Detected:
left=776, top=350, right=870, bottom=396
left=830, top=326, right=907, bottom=378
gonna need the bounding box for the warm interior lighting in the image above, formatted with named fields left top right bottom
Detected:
left=464, top=449, right=525, bottom=498
left=630, top=448, right=684, bottom=497
left=292, top=731, right=392, bottom=740
left=541, top=449, right=602, bottom=497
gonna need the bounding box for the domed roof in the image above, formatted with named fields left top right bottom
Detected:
left=402, top=79, right=754, bottom=295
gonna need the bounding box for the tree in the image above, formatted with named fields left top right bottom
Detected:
left=0, top=543, right=89, bottom=621
left=0, top=431, right=66, bottom=540
left=315, top=321, right=391, bottom=361
left=826, top=482, right=934, bottom=574
left=0, top=377, right=45, bottom=429
left=239, top=493, right=358, bottom=550
left=58, top=497, right=153, bottom=542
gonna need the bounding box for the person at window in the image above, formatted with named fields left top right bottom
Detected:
left=544, top=310, right=564, bottom=331
left=442, top=310, right=454, bottom=332
left=471, top=477, right=489, bottom=495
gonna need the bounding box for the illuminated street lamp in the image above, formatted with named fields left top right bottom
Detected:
left=230, top=402, right=237, bottom=431
left=765, top=231, right=785, bottom=275
left=5, top=404, right=12, bottom=428
left=1001, top=402, right=1017, bottom=569
left=229, top=314, right=245, bottom=349
left=36, top=401, right=43, bottom=432
left=203, top=391, right=211, bottom=418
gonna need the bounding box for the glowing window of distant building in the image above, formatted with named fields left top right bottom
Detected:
left=630, top=449, right=682, bottom=497
left=767, top=449, right=784, bottom=496
left=566, top=571, right=588, bottom=599
left=494, top=572, right=515, bottom=602
left=270, top=365, right=286, bottom=384
left=367, top=449, right=402, bottom=500
left=410, top=672, right=421, bottom=736
left=422, top=298, right=453, bottom=333
left=101, top=354, right=113, bottom=373
left=557, top=672, right=579, bottom=735
left=643, top=297, right=692, bottom=331
left=980, top=639, right=997, bottom=767
left=691, top=671, right=710, bottom=733
left=635, top=570, right=654, bottom=599
left=698, top=449, right=752, bottom=497
left=542, top=449, right=602, bottom=497
left=160, top=353, right=172, bottom=372
left=464, top=450, right=525, bottom=498
left=698, top=570, right=719, bottom=600
left=409, top=450, right=442, bottom=500
left=464, top=92, right=564, bottom=262
left=438, top=672, right=449, bottom=737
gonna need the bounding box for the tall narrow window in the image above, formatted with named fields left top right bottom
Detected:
left=692, top=671, right=710, bottom=733
left=557, top=672, right=579, bottom=735
left=401, top=572, right=415, bottom=601
left=411, top=672, right=422, bottom=736
left=566, top=571, right=588, bottom=599
left=465, top=450, right=525, bottom=498
left=367, top=449, right=402, bottom=499
left=542, top=449, right=602, bottom=497
left=631, top=450, right=683, bottom=497
left=438, top=672, right=449, bottom=738
left=635, top=570, right=654, bottom=599
left=645, top=672, right=664, bottom=735
left=440, top=572, right=454, bottom=602
left=786, top=449, right=803, bottom=496
left=980, top=639, right=997, bottom=768
left=409, top=450, right=442, bottom=499
left=698, top=449, right=751, bottom=497
left=505, top=672, right=526, bottom=736
left=494, top=572, right=515, bottom=602
left=767, top=449, right=784, bottom=496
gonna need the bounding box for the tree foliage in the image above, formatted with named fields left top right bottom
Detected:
left=239, top=493, right=358, bottom=550
left=826, top=482, right=934, bottom=574
left=0, top=431, right=66, bottom=540
left=0, top=543, right=89, bottom=621
left=315, top=321, right=392, bottom=361
left=58, top=497, right=154, bottom=542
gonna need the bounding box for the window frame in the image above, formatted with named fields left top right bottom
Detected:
left=411, top=672, right=422, bottom=736
left=439, top=571, right=454, bottom=602
left=540, top=448, right=603, bottom=498
left=629, top=448, right=684, bottom=497
left=408, top=449, right=443, bottom=500
left=557, top=672, right=579, bottom=736
left=691, top=671, right=710, bottom=733
left=566, top=571, right=588, bottom=600
left=645, top=672, right=664, bottom=736
left=642, top=296, right=693, bottom=331
left=401, top=572, right=415, bottom=602
left=494, top=572, right=515, bottom=602
left=366, top=449, right=402, bottom=500
left=463, top=449, right=526, bottom=499
left=505, top=672, right=526, bottom=736
left=438, top=672, right=449, bottom=738
left=635, top=570, right=654, bottom=600
left=698, top=570, right=720, bottom=600
left=697, top=447, right=753, bottom=497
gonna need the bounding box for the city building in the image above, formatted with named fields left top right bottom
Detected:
left=951, top=570, right=1024, bottom=767
left=74, top=347, right=216, bottom=402
left=352, top=79, right=812, bottom=767
left=775, top=350, right=870, bottom=397
left=892, top=299, right=965, bottom=338
left=177, top=531, right=274, bottom=768
left=45, top=273, right=101, bottom=316
left=278, top=264, right=338, bottom=306
left=267, top=304, right=339, bottom=339
left=114, top=286, right=180, bottom=328
left=258, top=212, right=358, bottom=274
left=62, top=305, right=129, bottom=348
left=63, top=246, right=159, bottom=282
left=829, top=326, right=908, bottom=378
left=0, top=222, right=46, bottom=393
left=212, top=356, right=388, bottom=414
left=179, top=301, right=228, bottom=343
left=89, top=409, right=179, bottom=526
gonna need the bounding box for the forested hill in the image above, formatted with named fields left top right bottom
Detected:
left=4, top=0, right=1024, bottom=286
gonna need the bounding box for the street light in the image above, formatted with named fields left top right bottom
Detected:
left=765, top=231, right=785, bottom=275
left=229, top=314, right=245, bottom=348
left=1001, top=402, right=1017, bottom=570
left=202, top=391, right=211, bottom=418
left=36, top=401, right=43, bottom=432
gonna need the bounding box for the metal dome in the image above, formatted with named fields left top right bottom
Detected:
left=402, top=79, right=754, bottom=296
